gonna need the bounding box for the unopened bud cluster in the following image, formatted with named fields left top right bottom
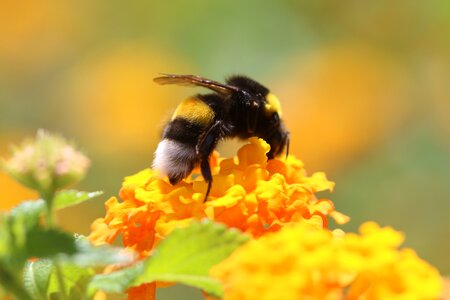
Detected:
left=2, top=130, right=90, bottom=195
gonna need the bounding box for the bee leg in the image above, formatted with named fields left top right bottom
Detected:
left=196, top=120, right=226, bottom=202
left=264, top=114, right=283, bottom=158
left=267, top=139, right=279, bottom=159
left=266, top=129, right=289, bottom=159
left=200, top=158, right=213, bottom=202
left=196, top=120, right=224, bottom=156
left=267, top=113, right=280, bottom=135
left=284, top=131, right=290, bottom=159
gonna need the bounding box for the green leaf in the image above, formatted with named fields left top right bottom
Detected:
left=9, top=199, right=46, bottom=229
left=0, top=215, right=13, bottom=258
left=0, top=200, right=47, bottom=266
left=23, top=259, right=53, bottom=300
left=0, top=262, right=33, bottom=300
left=88, top=261, right=144, bottom=294
left=64, top=235, right=135, bottom=267
left=133, top=221, right=249, bottom=296
left=88, top=221, right=248, bottom=297
left=26, top=228, right=77, bottom=258
left=22, top=237, right=132, bottom=300
left=47, top=264, right=94, bottom=300
left=53, top=190, right=103, bottom=210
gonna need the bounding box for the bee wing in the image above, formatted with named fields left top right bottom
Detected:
left=153, top=74, right=239, bottom=95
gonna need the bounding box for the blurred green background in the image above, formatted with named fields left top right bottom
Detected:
left=1, top=1, right=449, bottom=298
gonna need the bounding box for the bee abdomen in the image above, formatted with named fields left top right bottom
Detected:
left=152, top=138, right=197, bottom=184
left=153, top=97, right=215, bottom=185
left=162, top=118, right=206, bottom=144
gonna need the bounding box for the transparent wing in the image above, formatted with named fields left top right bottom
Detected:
left=153, top=74, right=239, bottom=95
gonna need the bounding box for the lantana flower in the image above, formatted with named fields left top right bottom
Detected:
left=210, top=221, right=443, bottom=300
left=89, top=137, right=443, bottom=299
left=2, top=129, right=90, bottom=196
left=89, top=137, right=348, bottom=298
left=89, top=138, right=347, bottom=256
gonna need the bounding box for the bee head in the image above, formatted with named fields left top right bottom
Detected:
left=226, top=75, right=269, bottom=97
left=264, top=93, right=282, bottom=118
left=226, top=75, right=282, bottom=118
left=265, top=122, right=289, bottom=159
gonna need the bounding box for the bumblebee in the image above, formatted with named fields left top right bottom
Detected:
left=152, top=74, right=289, bottom=201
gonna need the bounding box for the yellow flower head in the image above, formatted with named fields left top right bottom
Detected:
left=210, top=221, right=443, bottom=300
left=89, top=138, right=347, bottom=256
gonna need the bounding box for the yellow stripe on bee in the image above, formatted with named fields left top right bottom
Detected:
left=171, top=97, right=214, bottom=126
left=264, top=93, right=282, bottom=117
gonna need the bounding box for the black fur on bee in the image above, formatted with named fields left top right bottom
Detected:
left=152, top=74, right=289, bottom=201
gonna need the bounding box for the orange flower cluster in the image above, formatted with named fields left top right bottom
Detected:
left=210, top=221, right=443, bottom=300
left=89, top=138, right=347, bottom=256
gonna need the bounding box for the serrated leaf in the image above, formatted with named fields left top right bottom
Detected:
left=88, top=261, right=144, bottom=294
left=22, top=236, right=132, bottom=299
left=62, top=235, right=135, bottom=267
left=0, top=200, right=47, bottom=266
left=23, top=259, right=53, bottom=300
left=53, top=190, right=103, bottom=210
left=9, top=200, right=46, bottom=229
left=135, top=220, right=249, bottom=296
left=88, top=221, right=249, bottom=297
left=26, top=228, right=77, bottom=258
left=0, top=261, right=33, bottom=300
left=47, top=264, right=94, bottom=300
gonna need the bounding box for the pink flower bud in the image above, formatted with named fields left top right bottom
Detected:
left=2, top=130, right=90, bottom=194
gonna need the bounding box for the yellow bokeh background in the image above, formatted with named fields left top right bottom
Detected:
left=1, top=1, right=449, bottom=298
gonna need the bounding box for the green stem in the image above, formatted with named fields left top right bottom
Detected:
left=40, top=189, right=56, bottom=228
left=53, top=260, right=68, bottom=300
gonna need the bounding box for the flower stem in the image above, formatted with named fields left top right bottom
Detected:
left=40, top=188, right=56, bottom=228
left=53, top=260, right=68, bottom=300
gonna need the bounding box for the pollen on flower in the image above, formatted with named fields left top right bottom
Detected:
left=210, top=221, right=443, bottom=300
left=89, top=138, right=347, bottom=256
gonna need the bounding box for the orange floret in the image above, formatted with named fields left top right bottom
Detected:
left=89, top=138, right=346, bottom=257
